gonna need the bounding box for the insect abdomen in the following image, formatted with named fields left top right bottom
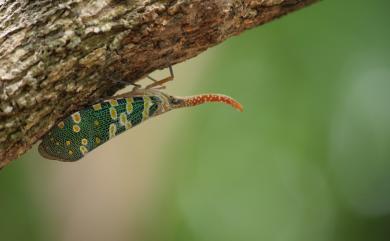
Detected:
left=38, top=96, right=161, bottom=161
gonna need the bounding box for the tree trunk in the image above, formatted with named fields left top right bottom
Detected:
left=0, top=0, right=318, bottom=169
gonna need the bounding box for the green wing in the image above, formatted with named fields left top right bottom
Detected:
left=38, top=96, right=161, bottom=161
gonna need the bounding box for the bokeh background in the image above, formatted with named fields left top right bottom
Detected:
left=1, top=1, right=390, bottom=241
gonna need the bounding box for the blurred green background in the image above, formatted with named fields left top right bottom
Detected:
left=1, top=1, right=390, bottom=241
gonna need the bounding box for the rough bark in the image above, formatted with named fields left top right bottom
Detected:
left=0, top=0, right=318, bottom=169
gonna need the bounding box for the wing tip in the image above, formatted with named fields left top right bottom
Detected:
left=38, top=143, right=57, bottom=160
left=38, top=142, right=76, bottom=162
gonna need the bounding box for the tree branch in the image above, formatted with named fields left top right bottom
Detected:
left=0, top=0, right=318, bottom=169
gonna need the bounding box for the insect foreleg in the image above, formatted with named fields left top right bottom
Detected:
left=145, top=65, right=174, bottom=89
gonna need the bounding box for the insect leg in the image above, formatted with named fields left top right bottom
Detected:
left=145, top=65, right=174, bottom=89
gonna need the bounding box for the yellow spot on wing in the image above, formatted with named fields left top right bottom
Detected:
left=142, top=96, right=152, bottom=120
left=125, top=121, right=132, bottom=130
left=73, top=125, right=81, bottom=133
left=68, top=150, right=73, bottom=155
left=110, top=107, right=117, bottom=120
left=126, top=98, right=133, bottom=114
left=109, top=123, right=117, bottom=139
left=95, top=137, right=101, bottom=144
left=71, top=112, right=81, bottom=123
left=109, top=99, right=118, bottom=106
left=66, top=140, right=71, bottom=146
left=81, top=138, right=88, bottom=145
left=80, top=146, right=88, bottom=155
left=92, top=103, right=102, bottom=111
left=58, top=121, right=65, bottom=129
left=119, top=113, right=127, bottom=126
left=94, top=120, right=100, bottom=126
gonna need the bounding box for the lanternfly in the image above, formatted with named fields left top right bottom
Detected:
left=38, top=67, right=243, bottom=161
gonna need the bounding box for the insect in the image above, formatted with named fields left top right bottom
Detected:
left=38, top=70, right=243, bottom=161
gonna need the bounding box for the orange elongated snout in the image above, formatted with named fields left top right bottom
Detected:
left=171, top=93, right=243, bottom=112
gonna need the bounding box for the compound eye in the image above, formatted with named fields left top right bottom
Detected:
left=169, top=97, right=181, bottom=105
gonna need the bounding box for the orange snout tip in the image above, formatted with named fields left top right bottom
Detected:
left=214, top=94, right=243, bottom=112
left=233, top=102, right=244, bottom=112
